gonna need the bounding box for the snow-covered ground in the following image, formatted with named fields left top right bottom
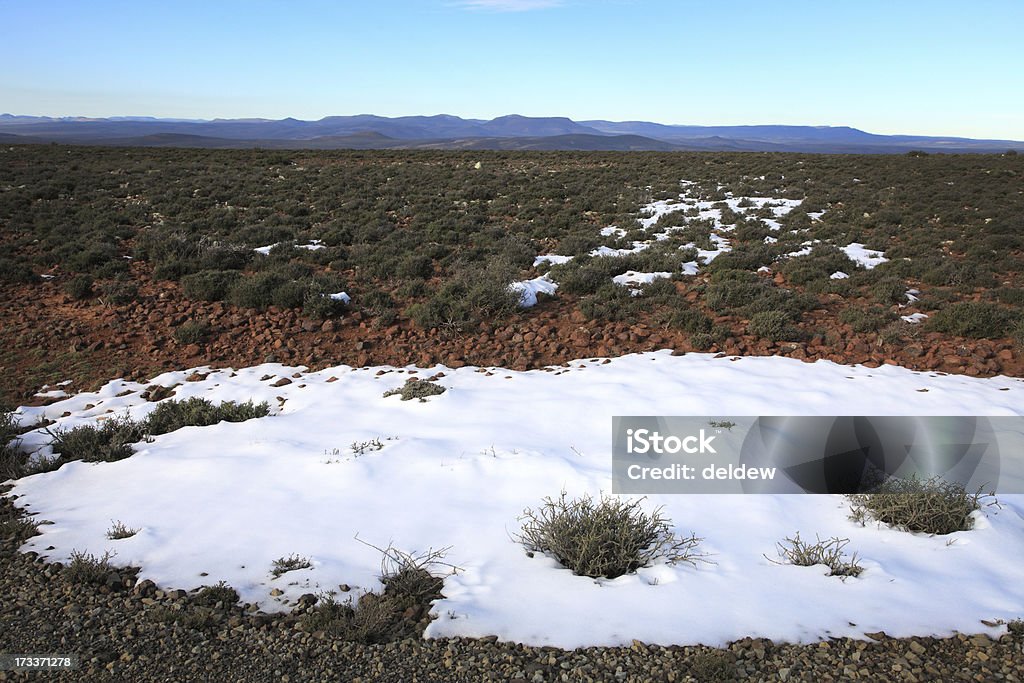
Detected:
left=7, top=352, right=1024, bottom=649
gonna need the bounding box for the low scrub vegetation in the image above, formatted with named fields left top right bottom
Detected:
left=767, top=533, right=863, bottom=578
left=927, top=302, right=1018, bottom=339
left=300, top=541, right=451, bottom=643
left=848, top=475, right=995, bottom=535
left=106, top=520, right=139, bottom=540
left=63, top=549, right=117, bottom=585
left=0, top=503, right=38, bottom=542
left=1, top=411, right=25, bottom=481
left=382, top=380, right=446, bottom=401
left=40, top=398, right=270, bottom=472
left=48, top=414, right=148, bottom=463
left=271, top=554, right=312, bottom=578
left=172, top=320, right=210, bottom=345
left=194, top=581, right=240, bottom=607
left=144, top=397, right=269, bottom=435
left=516, top=491, right=707, bottom=579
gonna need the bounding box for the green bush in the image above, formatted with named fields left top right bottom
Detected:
left=194, top=581, right=240, bottom=607
left=181, top=270, right=240, bottom=301
left=840, top=306, right=896, bottom=333
left=228, top=272, right=287, bottom=309
left=64, top=549, right=117, bottom=585
left=994, top=288, right=1024, bottom=307
left=144, top=397, right=270, bottom=436
left=0, top=257, right=37, bottom=284
left=870, top=278, right=907, bottom=305
left=578, top=284, right=647, bottom=322
left=302, top=273, right=348, bottom=319
left=101, top=277, right=139, bottom=305
left=48, top=414, right=148, bottom=463
left=780, top=245, right=856, bottom=285
left=705, top=279, right=766, bottom=312
left=1, top=412, right=25, bottom=481
left=270, top=279, right=309, bottom=309
left=173, top=320, right=210, bottom=345
left=848, top=475, right=994, bottom=535
left=666, top=307, right=713, bottom=334
left=271, top=554, right=312, bottom=578
left=747, top=310, right=799, bottom=342
left=927, top=302, right=1017, bottom=338
left=516, top=492, right=706, bottom=579
left=64, top=274, right=95, bottom=300
left=0, top=504, right=37, bottom=541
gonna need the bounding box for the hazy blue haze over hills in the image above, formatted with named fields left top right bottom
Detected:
left=1, top=114, right=1021, bottom=154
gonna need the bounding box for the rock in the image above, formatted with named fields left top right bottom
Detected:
left=271, top=377, right=292, bottom=387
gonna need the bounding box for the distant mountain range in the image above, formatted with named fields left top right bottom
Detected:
left=2, top=113, right=1022, bottom=154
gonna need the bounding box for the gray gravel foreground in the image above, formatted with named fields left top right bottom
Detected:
left=2, top=501, right=1022, bottom=682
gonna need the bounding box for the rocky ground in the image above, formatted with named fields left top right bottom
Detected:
left=1, top=492, right=1022, bottom=683
left=2, top=262, right=1020, bottom=408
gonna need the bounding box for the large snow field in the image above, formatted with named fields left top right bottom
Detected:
left=7, top=352, right=1024, bottom=649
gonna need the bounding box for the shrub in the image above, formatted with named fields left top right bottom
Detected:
left=300, top=542, right=450, bottom=643
left=0, top=503, right=37, bottom=541
left=143, top=397, right=270, bottom=436
left=705, top=279, right=766, bottom=312
left=1, top=412, right=26, bottom=481
left=689, top=651, right=736, bottom=682
left=1013, top=320, right=1024, bottom=351
left=767, top=533, right=863, bottom=578
left=181, top=269, right=240, bottom=302
left=302, top=273, right=349, bottom=319
left=780, top=246, right=857, bottom=285
left=194, top=581, right=240, bottom=607
left=516, top=491, right=706, bottom=579
left=271, top=554, right=312, bottom=578
left=106, top=520, right=139, bottom=540
left=228, top=272, right=287, bottom=310
left=64, top=274, right=95, bottom=300
left=48, top=414, right=148, bottom=463
left=270, top=279, right=309, bottom=309
left=848, top=475, right=995, bottom=535
left=101, top=277, right=139, bottom=305
left=64, top=549, right=117, bottom=584
left=840, top=306, right=896, bottom=333
left=173, top=320, right=210, bottom=345
left=382, top=380, right=446, bottom=402
left=870, top=278, right=907, bottom=305
left=994, top=288, right=1024, bottom=306
left=747, top=310, right=798, bottom=342
left=927, top=302, right=1017, bottom=339
left=922, top=260, right=997, bottom=289
left=666, top=307, right=713, bottom=334
left=578, top=284, right=647, bottom=322
left=0, top=257, right=37, bottom=284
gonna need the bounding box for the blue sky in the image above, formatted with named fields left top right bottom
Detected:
left=2, top=0, right=1022, bottom=139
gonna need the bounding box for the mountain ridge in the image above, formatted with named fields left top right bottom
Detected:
left=1, top=113, right=1021, bottom=154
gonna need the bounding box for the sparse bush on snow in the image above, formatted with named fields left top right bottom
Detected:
left=767, top=532, right=863, bottom=578
left=848, top=474, right=996, bottom=535
left=516, top=491, right=707, bottom=579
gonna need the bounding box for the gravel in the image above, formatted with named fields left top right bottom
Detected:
left=2, top=490, right=1023, bottom=682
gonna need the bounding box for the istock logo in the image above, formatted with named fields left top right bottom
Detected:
left=626, top=428, right=717, bottom=455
